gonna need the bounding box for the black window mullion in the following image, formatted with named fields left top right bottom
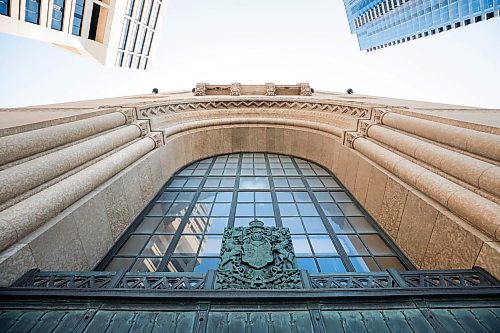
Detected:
left=290, top=157, right=356, bottom=272
left=265, top=153, right=282, bottom=227
left=156, top=158, right=217, bottom=271
left=228, top=153, right=242, bottom=227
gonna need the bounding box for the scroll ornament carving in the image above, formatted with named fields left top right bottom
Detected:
left=215, top=220, right=301, bottom=289
left=299, top=83, right=312, bottom=96
left=265, top=83, right=276, bottom=96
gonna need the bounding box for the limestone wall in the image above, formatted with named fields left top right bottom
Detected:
left=0, top=91, right=498, bottom=286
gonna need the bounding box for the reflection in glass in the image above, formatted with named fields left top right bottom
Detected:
left=194, top=258, right=220, bottom=272
left=360, top=235, right=393, bottom=255
left=174, top=235, right=202, bottom=256
left=338, top=235, right=369, bottom=255
left=350, top=257, right=380, bottom=272
left=292, top=236, right=312, bottom=255
left=118, top=235, right=149, bottom=255
left=239, top=177, right=270, bottom=189
left=296, top=258, right=318, bottom=272
left=167, top=257, right=195, bottom=272
left=317, top=258, right=346, bottom=272
left=131, top=258, right=161, bottom=272
left=303, top=217, right=328, bottom=233
left=327, top=217, right=354, bottom=234
left=309, top=235, right=337, bottom=255
left=198, top=236, right=223, bottom=256
left=156, top=217, right=181, bottom=233
left=141, top=235, right=172, bottom=256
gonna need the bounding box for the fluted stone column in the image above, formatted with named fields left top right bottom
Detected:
left=0, top=125, right=142, bottom=205
left=0, top=112, right=127, bottom=166
left=352, top=137, right=500, bottom=241
left=0, top=136, right=156, bottom=252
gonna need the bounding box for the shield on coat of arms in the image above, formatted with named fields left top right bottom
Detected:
left=242, top=240, right=273, bottom=269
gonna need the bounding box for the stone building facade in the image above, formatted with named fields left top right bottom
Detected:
left=0, top=83, right=499, bottom=283
left=0, top=84, right=498, bottom=331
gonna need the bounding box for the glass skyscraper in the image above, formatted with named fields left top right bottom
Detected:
left=343, top=0, right=500, bottom=51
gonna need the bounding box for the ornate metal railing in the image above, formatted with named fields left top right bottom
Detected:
left=9, top=267, right=497, bottom=292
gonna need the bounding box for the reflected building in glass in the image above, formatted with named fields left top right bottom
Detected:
left=343, top=0, right=500, bottom=51
left=0, top=0, right=165, bottom=69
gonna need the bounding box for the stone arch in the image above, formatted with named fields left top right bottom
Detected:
left=0, top=94, right=498, bottom=285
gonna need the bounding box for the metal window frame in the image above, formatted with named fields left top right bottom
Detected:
left=95, top=153, right=415, bottom=273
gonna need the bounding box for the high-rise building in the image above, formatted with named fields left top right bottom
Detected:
left=0, top=84, right=499, bottom=331
left=0, top=0, right=165, bottom=69
left=343, top=0, right=500, bottom=51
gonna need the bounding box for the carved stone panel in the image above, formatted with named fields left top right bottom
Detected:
left=215, top=220, right=301, bottom=289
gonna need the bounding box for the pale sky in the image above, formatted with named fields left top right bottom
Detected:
left=0, top=0, right=499, bottom=108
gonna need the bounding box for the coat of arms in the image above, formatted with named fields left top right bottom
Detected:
left=215, top=219, right=301, bottom=289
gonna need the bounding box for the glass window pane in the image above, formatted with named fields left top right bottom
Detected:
left=211, top=203, right=231, bottom=216
left=338, top=203, right=364, bottom=216
left=317, top=258, right=346, bottom=273
left=135, top=217, right=162, bottom=233
left=255, top=192, right=272, bottom=202
left=297, top=203, right=319, bottom=216
left=302, top=217, right=328, bottom=233
left=328, top=217, right=355, bottom=234
left=255, top=203, right=273, bottom=216
left=309, top=235, right=337, bottom=255
left=276, top=192, right=294, bottom=202
left=239, top=177, right=270, bottom=189
left=282, top=217, right=305, bottom=233
left=279, top=203, right=299, bottom=216
left=184, top=217, right=207, bottom=234
left=291, top=236, right=312, bottom=255
left=191, top=203, right=212, bottom=216
left=236, top=203, right=254, bottom=216
left=167, top=257, right=195, bottom=272
left=320, top=203, right=343, bottom=216
left=205, top=217, right=228, bottom=234
left=338, top=235, right=369, bottom=255
left=174, top=235, right=202, bottom=256
left=238, top=192, right=254, bottom=202
left=194, top=257, right=220, bottom=272
left=147, top=203, right=170, bottom=216
left=376, top=257, right=406, bottom=271
left=314, top=192, right=333, bottom=202
left=117, top=235, right=149, bottom=255
left=350, top=257, right=380, bottom=272
left=348, top=217, right=376, bottom=233
left=198, top=235, right=223, bottom=256
left=130, top=258, right=161, bottom=272
left=106, top=258, right=134, bottom=271
left=296, top=258, right=318, bottom=272
left=360, top=235, right=394, bottom=255
left=216, top=192, right=233, bottom=202
left=156, top=217, right=182, bottom=233
left=141, top=235, right=172, bottom=256
left=331, top=192, right=351, bottom=202
left=293, top=192, right=311, bottom=202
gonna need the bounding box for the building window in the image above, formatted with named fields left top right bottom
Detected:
left=51, top=0, right=65, bottom=31
left=25, top=0, right=41, bottom=24
left=118, top=18, right=130, bottom=50
left=99, top=153, right=411, bottom=274
left=72, top=0, right=85, bottom=36
left=126, top=0, right=135, bottom=16
left=0, top=0, right=9, bottom=16
left=136, top=0, right=145, bottom=21
left=88, top=3, right=107, bottom=42
left=144, top=0, right=155, bottom=25
left=152, top=3, right=161, bottom=29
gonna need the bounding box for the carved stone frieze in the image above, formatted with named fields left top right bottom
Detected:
left=138, top=100, right=370, bottom=119
left=215, top=220, right=301, bottom=290
left=372, top=108, right=390, bottom=124
left=194, top=83, right=207, bottom=96
left=299, top=83, right=312, bottom=96
left=265, top=83, right=276, bottom=96
left=358, top=120, right=376, bottom=136
left=343, top=131, right=361, bottom=148
left=146, top=132, right=164, bottom=148
left=132, top=120, right=149, bottom=136
left=120, top=108, right=135, bottom=124
left=230, top=83, right=241, bottom=96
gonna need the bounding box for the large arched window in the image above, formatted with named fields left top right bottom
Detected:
left=98, top=153, right=412, bottom=273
